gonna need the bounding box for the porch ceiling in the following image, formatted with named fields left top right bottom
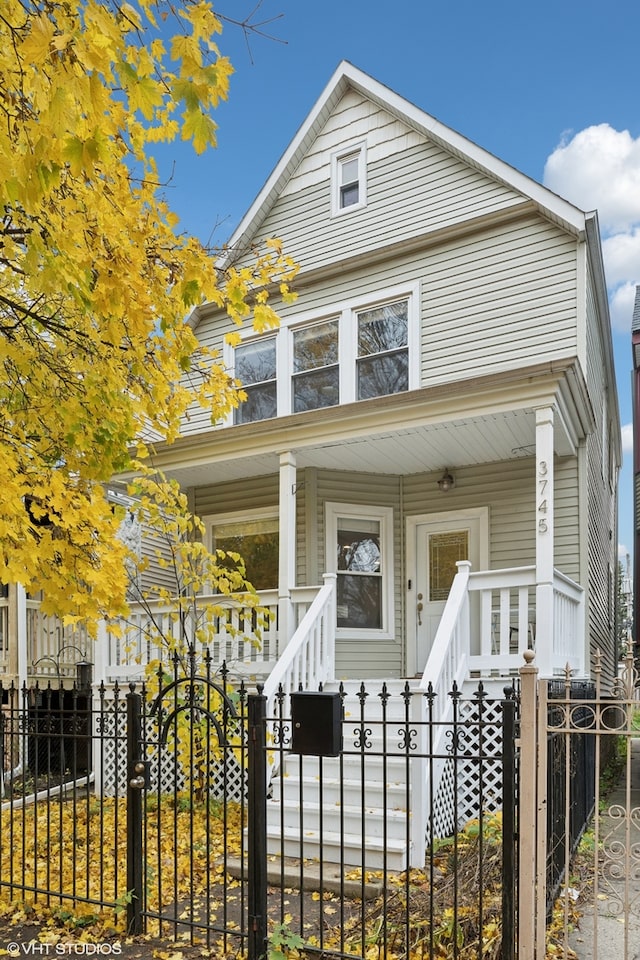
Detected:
left=133, top=359, right=589, bottom=489
left=152, top=408, right=539, bottom=487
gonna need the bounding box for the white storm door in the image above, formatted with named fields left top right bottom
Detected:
left=408, top=510, right=485, bottom=675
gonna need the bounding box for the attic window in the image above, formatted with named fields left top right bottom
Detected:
left=332, top=144, right=366, bottom=215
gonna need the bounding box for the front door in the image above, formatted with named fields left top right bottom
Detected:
left=407, top=509, right=487, bottom=675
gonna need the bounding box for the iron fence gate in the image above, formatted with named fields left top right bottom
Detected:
left=518, top=651, right=640, bottom=960
left=132, top=655, right=250, bottom=954
left=248, top=679, right=519, bottom=960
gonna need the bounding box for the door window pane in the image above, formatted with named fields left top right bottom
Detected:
left=429, top=530, right=469, bottom=602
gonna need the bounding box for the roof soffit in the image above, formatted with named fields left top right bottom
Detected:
left=139, top=359, right=588, bottom=480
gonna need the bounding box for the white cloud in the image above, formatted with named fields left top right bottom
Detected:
left=602, top=230, right=640, bottom=287
left=544, top=124, right=640, bottom=332
left=609, top=281, right=638, bottom=333
left=621, top=422, right=634, bottom=455
left=544, top=124, right=640, bottom=234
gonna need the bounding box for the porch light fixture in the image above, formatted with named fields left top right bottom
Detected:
left=437, top=469, right=455, bottom=493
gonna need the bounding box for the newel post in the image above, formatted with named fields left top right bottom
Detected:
left=518, top=650, right=547, bottom=959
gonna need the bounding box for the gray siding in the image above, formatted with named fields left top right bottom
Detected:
left=195, top=475, right=279, bottom=518
left=187, top=456, right=580, bottom=679
left=245, top=90, right=523, bottom=273
left=182, top=215, right=579, bottom=438
left=314, top=470, right=403, bottom=679
left=584, top=261, right=617, bottom=686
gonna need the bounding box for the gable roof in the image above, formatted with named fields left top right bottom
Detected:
left=222, top=60, right=589, bottom=264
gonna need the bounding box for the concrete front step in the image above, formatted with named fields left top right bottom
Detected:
left=271, top=770, right=410, bottom=808
left=265, top=678, right=426, bottom=873
left=226, top=855, right=384, bottom=899
left=266, top=824, right=411, bottom=871
left=267, top=797, right=409, bottom=837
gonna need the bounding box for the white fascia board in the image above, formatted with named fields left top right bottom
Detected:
left=584, top=211, right=622, bottom=459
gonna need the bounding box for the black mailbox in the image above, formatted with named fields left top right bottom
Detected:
left=290, top=691, right=342, bottom=757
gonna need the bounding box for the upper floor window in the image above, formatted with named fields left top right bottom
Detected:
left=357, top=300, right=408, bottom=400
left=332, top=144, right=367, bottom=216
left=234, top=336, right=277, bottom=425
left=229, top=283, right=419, bottom=425
left=292, top=319, right=339, bottom=412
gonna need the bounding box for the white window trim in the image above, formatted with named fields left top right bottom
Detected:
left=331, top=142, right=367, bottom=217
left=204, top=506, right=279, bottom=548
left=203, top=507, right=279, bottom=595
left=225, top=281, right=420, bottom=423
left=325, top=501, right=395, bottom=640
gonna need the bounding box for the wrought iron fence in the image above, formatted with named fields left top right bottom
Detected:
left=0, top=679, right=126, bottom=919
left=248, top=679, right=519, bottom=960
left=1, top=667, right=519, bottom=959
left=545, top=679, right=597, bottom=913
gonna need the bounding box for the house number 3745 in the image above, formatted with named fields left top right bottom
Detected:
left=537, top=460, right=548, bottom=533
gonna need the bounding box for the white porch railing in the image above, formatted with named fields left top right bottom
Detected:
left=420, top=561, right=585, bottom=688
left=410, top=561, right=585, bottom=858
left=96, top=583, right=328, bottom=684
left=0, top=591, right=89, bottom=683
left=262, top=574, right=336, bottom=780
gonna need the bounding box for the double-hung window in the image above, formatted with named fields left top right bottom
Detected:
left=230, top=283, right=418, bottom=424
left=356, top=300, right=409, bottom=400
left=326, top=503, right=394, bottom=636
left=332, top=144, right=367, bottom=215
left=292, top=319, right=339, bottom=412
left=234, top=336, right=277, bottom=424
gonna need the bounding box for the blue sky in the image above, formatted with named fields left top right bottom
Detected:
left=152, top=0, right=640, bottom=567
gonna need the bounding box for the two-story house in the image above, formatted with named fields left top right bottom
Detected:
left=98, top=61, right=619, bottom=696
left=1, top=62, right=621, bottom=865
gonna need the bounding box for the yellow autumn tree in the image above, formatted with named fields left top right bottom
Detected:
left=0, top=0, right=297, bottom=625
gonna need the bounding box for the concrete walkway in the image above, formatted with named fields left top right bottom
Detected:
left=568, top=737, right=640, bottom=960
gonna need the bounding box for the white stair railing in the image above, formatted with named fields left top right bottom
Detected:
left=262, top=573, right=336, bottom=714
left=411, top=561, right=472, bottom=860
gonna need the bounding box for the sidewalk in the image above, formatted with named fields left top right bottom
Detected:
left=568, top=737, right=640, bottom=960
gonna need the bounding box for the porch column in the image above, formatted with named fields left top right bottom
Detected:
left=7, top=584, right=28, bottom=687
left=535, top=406, right=554, bottom=676
left=278, top=451, right=297, bottom=647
